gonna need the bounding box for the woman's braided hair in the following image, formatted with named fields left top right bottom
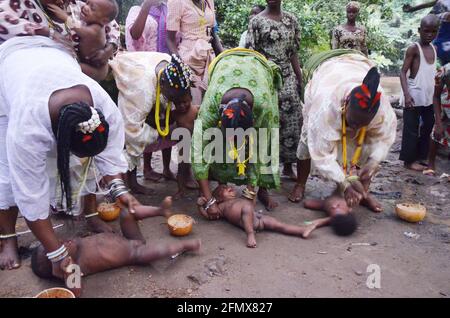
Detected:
left=56, top=102, right=109, bottom=210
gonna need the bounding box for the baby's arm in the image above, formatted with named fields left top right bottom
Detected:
left=241, top=205, right=257, bottom=248
left=303, top=199, right=325, bottom=211
left=310, top=217, right=332, bottom=229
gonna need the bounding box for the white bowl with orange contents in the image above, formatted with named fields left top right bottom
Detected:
left=395, top=203, right=426, bottom=223
left=167, top=214, right=194, bottom=236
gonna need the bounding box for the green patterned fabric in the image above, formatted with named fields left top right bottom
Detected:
left=191, top=50, right=281, bottom=189
left=302, top=49, right=363, bottom=95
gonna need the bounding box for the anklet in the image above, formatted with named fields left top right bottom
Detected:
left=0, top=233, right=17, bottom=239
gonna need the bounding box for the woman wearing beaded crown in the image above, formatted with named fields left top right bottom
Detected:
left=288, top=51, right=397, bottom=213
left=109, top=52, right=199, bottom=197
left=0, top=36, right=150, bottom=287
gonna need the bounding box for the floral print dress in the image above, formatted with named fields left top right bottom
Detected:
left=331, top=24, right=368, bottom=56
left=246, top=12, right=302, bottom=164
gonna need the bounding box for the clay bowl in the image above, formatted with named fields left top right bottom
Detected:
left=395, top=203, right=426, bottom=223
left=35, top=287, right=75, bottom=298
left=167, top=214, right=194, bottom=237
left=97, top=202, right=121, bottom=222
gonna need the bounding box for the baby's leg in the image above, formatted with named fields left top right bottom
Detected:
left=133, top=197, right=172, bottom=220
left=131, top=239, right=201, bottom=265
left=303, top=198, right=325, bottom=211
left=240, top=207, right=257, bottom=248
left=260, top=215, right=317, bottom=239
left=119, top=209, right=145, bottom=243
left=80, top=63, right=109, bottom=82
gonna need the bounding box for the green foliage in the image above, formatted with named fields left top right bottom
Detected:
left=214, top=0, right=427, bottom=73
left=115, top=0, right=429, bottom=73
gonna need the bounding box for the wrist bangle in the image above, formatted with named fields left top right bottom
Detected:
left=204, top=197, right=217, bottom=211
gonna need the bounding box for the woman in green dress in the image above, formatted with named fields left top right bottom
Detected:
left=191, top=49, right=282, bottom=215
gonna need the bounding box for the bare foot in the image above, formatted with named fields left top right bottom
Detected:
left=288, top=184, right=305, bottom=203
left=257, top=188, right=278, bottom=211
left=163, top=169, right=177, bottom=181
left=0, top=238, right=21, bottom=270
left=405, top=162, right=427, bottom=171
left=129, top=182, right=155, bottom=195
left=144, top=170, right=163, bottom=182
left=246, top=232, right=257, bottom=248
left=301, top=224, right=317, bottom=239
left=282, top=165, right=297, bottom=181
left=361, top=194, right=383, bottom=213
left=173, top=189, right=187, bottom=200
left=86, top=216, right=114, bottom=233
left=177, top=164, right=199, bottom=190
left=423, top=168, right=436, bottom=176
left=160, top=196, right=173, bottom=218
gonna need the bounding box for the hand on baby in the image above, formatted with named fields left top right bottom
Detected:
left=344, top=180, right=366, bottom=207
left=47, top=4, right=69, bottom=22
left=118, top=193, right=140, bottom=214
left=196, top=197, right=220, bottom=220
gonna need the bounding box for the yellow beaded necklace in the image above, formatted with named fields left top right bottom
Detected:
left=192, top=0, right=207, bottom=28
left=155, top=69, right=171, bottom=137
left=341, top=102, right=367, bottom=175
left=228, top=136, right=254, bottom=176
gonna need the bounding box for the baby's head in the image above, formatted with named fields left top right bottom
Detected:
left=213, top=185, right=237, bottom=203
left=249, top=4, right=265, bottom=21
left=31, top=245, right=53, bottom=279
left=80, top=0, right=118, bottom=26
left=324, top=197, right=357, bottom=236
left=330, top=214, right=357, bottom=236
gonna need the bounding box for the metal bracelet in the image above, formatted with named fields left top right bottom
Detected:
left=112, top=190, right=129, bottom=201
left=204, top=197, right=217, bottom=211
left=46, top=245, right=67, bottom=261
left=108, top=179, right=129, bottom=201
left=50, top=250, right=69, bottom=263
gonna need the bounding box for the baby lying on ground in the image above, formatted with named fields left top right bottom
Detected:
left=197, top=185, right=317, bottom=248
left=303, top=194, right=357, bottom=236
left=32, top=197, right=200, bottom=294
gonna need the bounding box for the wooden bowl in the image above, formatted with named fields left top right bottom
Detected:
left=97, top=202, right=121, bottom=222
left=167, top=214, right=194, bottom=237
left=395, top=203, right=426, bottom=223
left=35, top=287, right=75, bottom=298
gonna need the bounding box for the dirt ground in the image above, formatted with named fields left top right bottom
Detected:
left=0, top=78, right=449, bottom=298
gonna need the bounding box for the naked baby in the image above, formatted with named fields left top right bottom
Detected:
left=31, top=197, right=201, bottom=295
left=304, top=194, right=357, bottom=236
left=197, top=185, right=317, bottom=248
left=48, top=0, right=119, bottom=80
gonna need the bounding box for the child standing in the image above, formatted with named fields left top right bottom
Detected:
left=238, top=4, right=265, bottom=48
left=425, top=64, right=450, bottom=175
left=400, top=15, right=440, bottom=171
